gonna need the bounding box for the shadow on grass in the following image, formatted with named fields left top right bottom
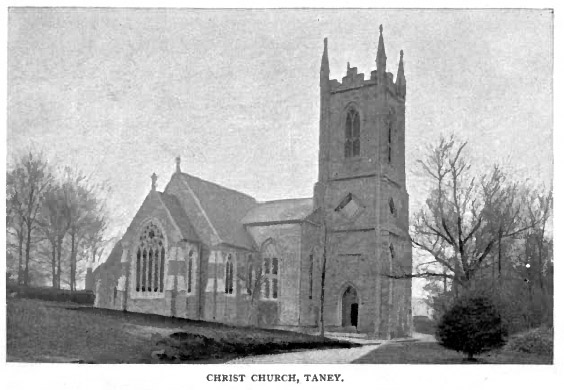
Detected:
left=352, top=341, right=552, bottom=364
left=8, top=298, right=359, bottom=364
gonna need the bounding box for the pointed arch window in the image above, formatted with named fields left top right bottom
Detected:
left=135, top=222, right=166, bottom=295
left=345, top=109, right=360, bottom=158
left=225, top=254, right=234, bottom=295
left=262, top=241, right=280, bottom=300
left=187, top=249, right=196, bottom=294
left=389, top=243, right=395, bottom=261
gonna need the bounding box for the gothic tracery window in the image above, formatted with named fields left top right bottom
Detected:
left=345, top=109, right=360, bottom=158
left=135, top=222, right=166, bottom=294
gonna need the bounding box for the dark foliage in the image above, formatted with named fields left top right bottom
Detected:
left=505, top=327, right=553, bottom=357
left=413, top=316, right=436, bottom=335
left=436, top=293, right=507, bottom=360
left=7, top=282, right=95, bottom=305
left=152, top=330, right=357, bottom=362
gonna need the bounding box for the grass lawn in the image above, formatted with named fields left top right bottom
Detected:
left=352, top=341, right=552, bottom=364
left=7, top=297, right=357, bottom=363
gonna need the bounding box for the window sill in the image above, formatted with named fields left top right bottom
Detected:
left=131, top=291, right=165, bottom=299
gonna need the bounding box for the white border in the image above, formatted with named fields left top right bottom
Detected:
left=2, top=3, right=561, bottom=390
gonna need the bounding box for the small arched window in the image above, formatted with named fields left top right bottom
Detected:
left=345, top=109, right=360, bottom=158
left=136, top=222, right=166, bottom=294
left=225, top=254, right=234, bottom=295
left=389, top=198, right=396, bottom=216
left=389, top=244, right=395, bottom=261
left=187, top=249, right=195, bottom=294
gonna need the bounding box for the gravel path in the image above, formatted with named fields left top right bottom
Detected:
left=225, top=333, right=435, bottom=364
left=226, top=342, right=385, bottom=364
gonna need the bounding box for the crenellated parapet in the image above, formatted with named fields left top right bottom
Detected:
left=320, top=25, right=406, bottom=101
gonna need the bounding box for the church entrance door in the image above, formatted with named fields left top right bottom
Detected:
left=341, top=286, right=359, bottom=328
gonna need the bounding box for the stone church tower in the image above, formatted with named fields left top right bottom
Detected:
left=313, top=26, right=412, bottom=338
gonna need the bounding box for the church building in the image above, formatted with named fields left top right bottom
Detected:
left=93, top=26, right=412, bottom=339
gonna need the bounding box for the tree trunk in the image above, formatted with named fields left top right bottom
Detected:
left=70, top=230, right=76, bottom=292
left=536, top=228, right=546, bottom=319
left=24, top=222, right=32, bottom=286
left=56, top=236, right=63, bottom=289
left=17, top=228, right=24, bottom=285
left=453, top=262, right=460, bottom=298
left=51, top=243, right=57, bottom=288
left=497, top=229, right=502, bottom=280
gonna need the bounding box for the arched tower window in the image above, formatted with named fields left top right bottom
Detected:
left=225, top=254, right=234, bottom=295
left=135, top=222, right=166, bottom=294
left=389, top=243, right=396, bottom=261
left=345, top=109, right=360, bottom=158
left=389, top=197, right=396, bottom=216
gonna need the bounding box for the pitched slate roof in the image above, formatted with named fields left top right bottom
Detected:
left=178, top=173, right=258, bottom=250
left=241, top=198, right=314, bottom=225
left=159, top=192, right=200, bottom=242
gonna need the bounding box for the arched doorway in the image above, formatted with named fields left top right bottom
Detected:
left=341, top=286, right=359, bottom=327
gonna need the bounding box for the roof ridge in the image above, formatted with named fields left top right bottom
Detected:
left=179, top=172, right=256, bottom=202
left=257, top=197, right=313, bottom=204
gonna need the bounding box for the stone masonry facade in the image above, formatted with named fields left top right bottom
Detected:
left=93, top=26, right=412, bottom=339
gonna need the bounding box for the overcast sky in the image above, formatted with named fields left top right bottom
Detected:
left=7, top=8, right=553, bottom=238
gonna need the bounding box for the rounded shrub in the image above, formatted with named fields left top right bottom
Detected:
left=436, top=293, right=507, bottom=360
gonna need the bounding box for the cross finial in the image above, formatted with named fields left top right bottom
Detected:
left=151, top=172, right=158, bottom=191
left=175, top=156, right=181, bottom=173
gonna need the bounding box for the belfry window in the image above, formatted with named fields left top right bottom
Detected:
left=389, top=197, right=396, bottom=216
left=225, top=254, right=234, bottom=295
left=135, top=222, right=166, bottom=294
left=345, top=109, right=360, bottom=158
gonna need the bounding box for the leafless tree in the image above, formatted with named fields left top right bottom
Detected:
left=236, top=256, right=268, bottom=327
left=397, top=135, right=543, bottom=294
left=6, top=151, right=53, bottom=286
left=38, top=183, right=70, bottom=288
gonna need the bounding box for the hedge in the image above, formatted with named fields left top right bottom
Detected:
left=7, top=283, right=95, bottom=305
